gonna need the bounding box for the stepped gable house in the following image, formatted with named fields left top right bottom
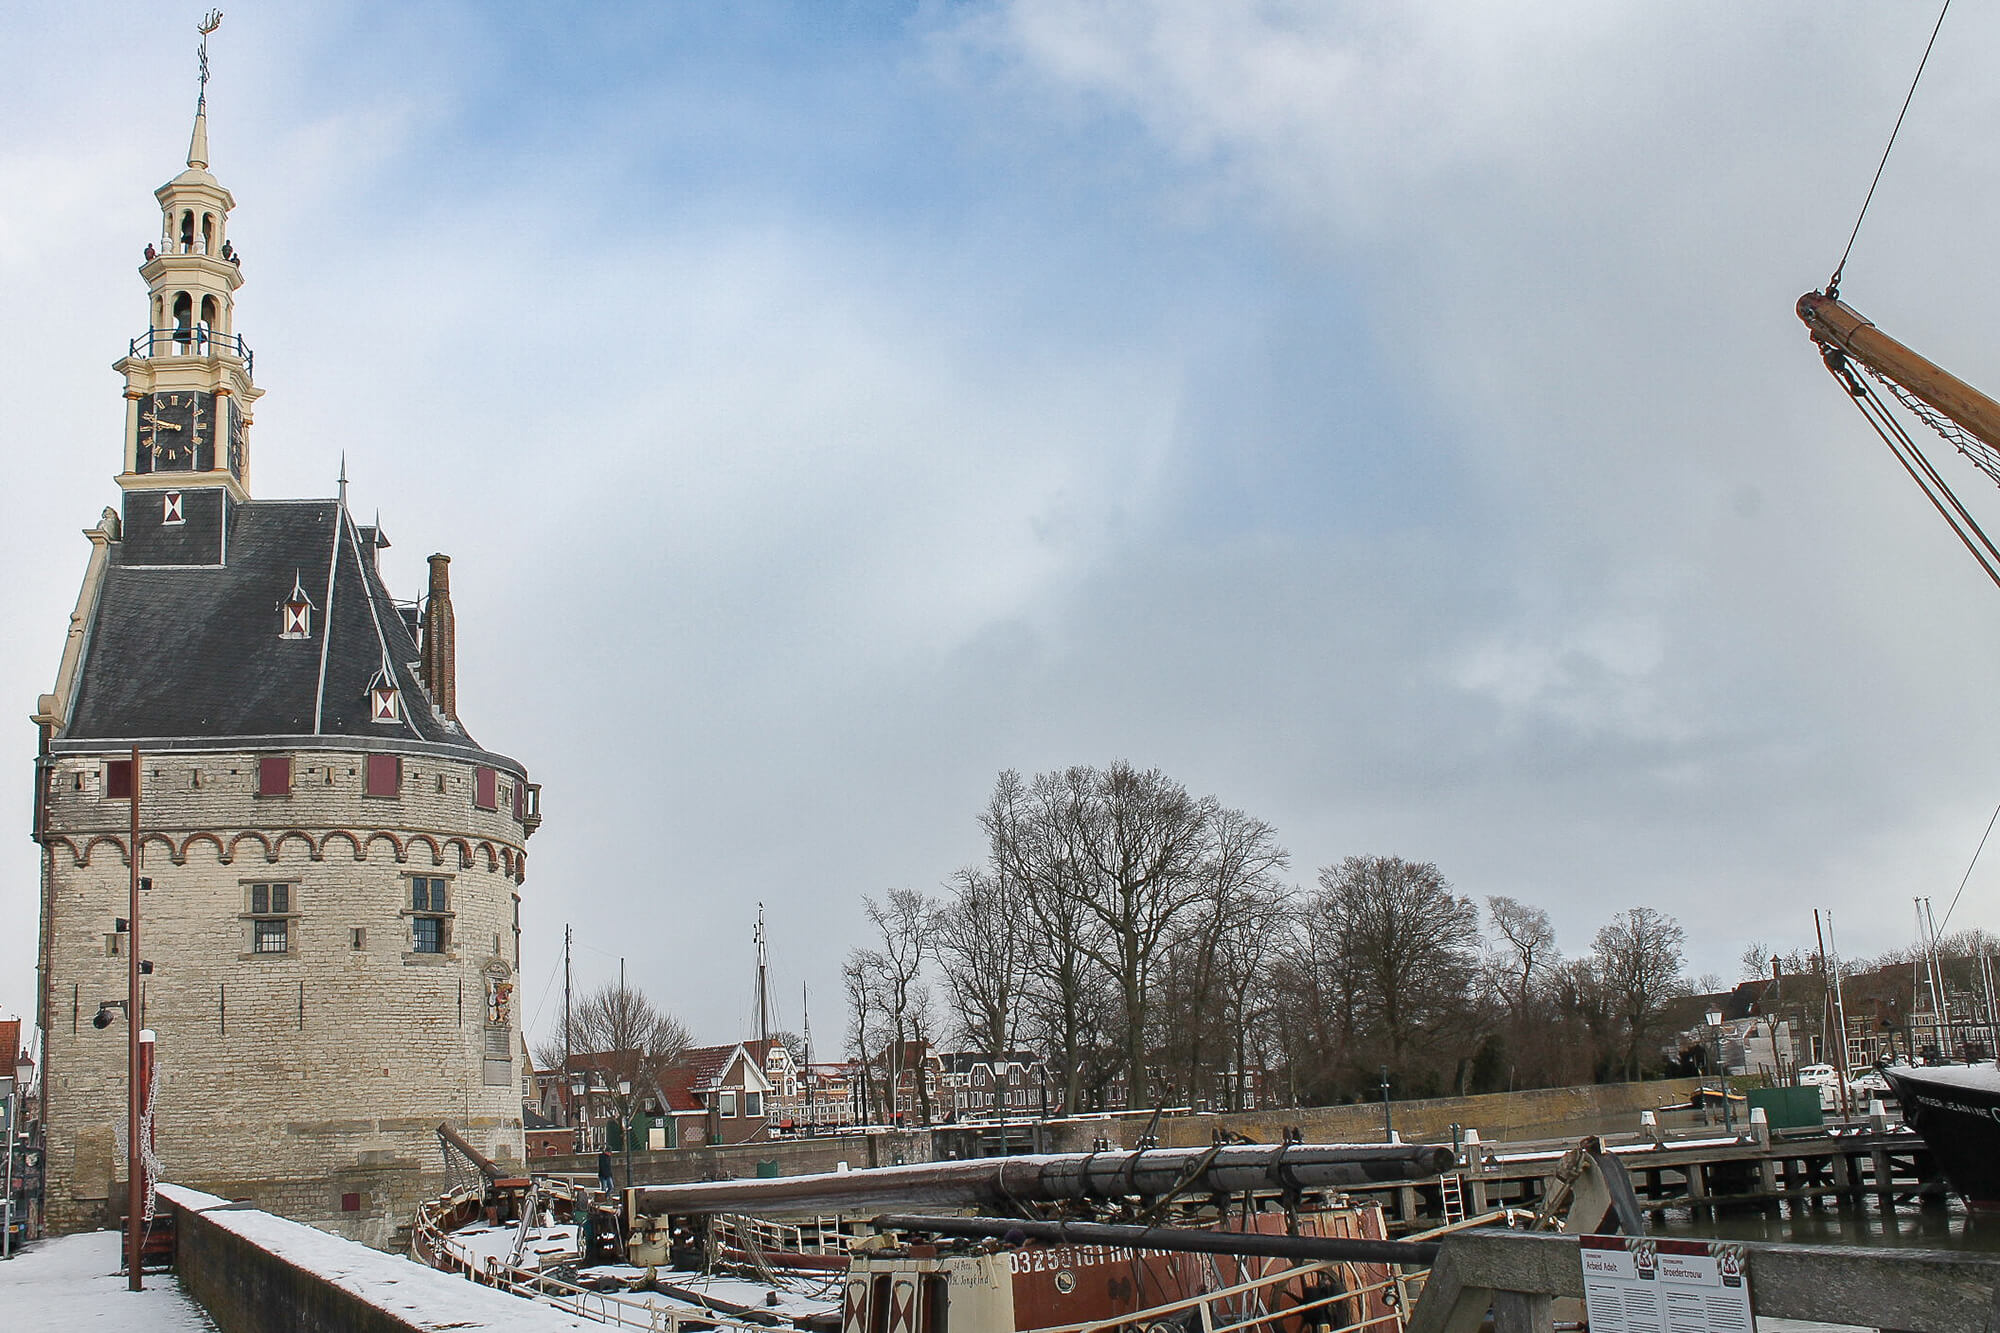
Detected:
left=30, top=74, right=541, bottom=1246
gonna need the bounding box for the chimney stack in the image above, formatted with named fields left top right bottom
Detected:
left=420, top=553, right=457, bottom=720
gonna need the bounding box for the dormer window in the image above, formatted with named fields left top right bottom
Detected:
left=368, top=665, right=401, bottom=722
left=279, top=572, right=314, bottom=639
left=162, top=492, right=184, bottom=525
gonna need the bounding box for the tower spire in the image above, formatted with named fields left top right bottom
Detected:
left=188, top=12, right=222, bottom=170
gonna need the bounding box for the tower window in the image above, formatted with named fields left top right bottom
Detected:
left=280, top=573, right=315, bottom=640
left=474, top=766, right=497, bottom=810
left=104, top=760, right=134, bottom=800
left=162, top=492, right=184, bottom=525
left=364, top=753, right=401, bottom=798
left=257, top=756, right=292, bottom=797
left=368, top=665, right=401, bottom=722
left=243, top=881, right=297, bottom=956
left=408, top=875, right=451, bottom=954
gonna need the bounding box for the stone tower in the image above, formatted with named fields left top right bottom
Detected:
left=30, top=45, right=540, bottom=1246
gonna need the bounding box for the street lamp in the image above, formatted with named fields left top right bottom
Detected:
left=618, top=1078, right=634, bottom=1190
left=1378, top=1065, right=1393, bottom=1143
left=1706, top=1008, right=1733, bottom=1133
left=568, top=1074, right=587, bottom=1153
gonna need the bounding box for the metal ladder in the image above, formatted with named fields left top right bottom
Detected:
left=1439, top=1172, right=1465, bottom=1225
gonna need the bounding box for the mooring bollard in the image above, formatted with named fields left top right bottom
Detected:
left=1639, top=1109, right=1664, bottom=1147
left=1750, top=1106, right=1771, bottom=1148
left=1867, top=1098, right=1888, bottom=1133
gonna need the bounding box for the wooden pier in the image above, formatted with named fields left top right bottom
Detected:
left=1344, top=1116, right=1945, bottom=1230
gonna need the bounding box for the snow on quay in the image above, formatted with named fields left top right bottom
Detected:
left=156, top=1183, right=603, bottom=1330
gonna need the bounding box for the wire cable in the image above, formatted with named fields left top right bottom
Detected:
left=1828, top=0, right=1953, bottom=298
left=1939, top=798, right=2000, bottom=935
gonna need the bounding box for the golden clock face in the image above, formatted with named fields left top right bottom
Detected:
left=139, top=391, right=216, bottom=472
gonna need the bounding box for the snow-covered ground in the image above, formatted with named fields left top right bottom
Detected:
left=441, top=1221, right=582, bottom=1271
left=0, top=1230, right=214, bottom=1331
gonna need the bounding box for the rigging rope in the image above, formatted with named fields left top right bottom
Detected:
left=1827, top=0, right=1953, bottom=299
left=1939, top=797, right=2000, bottom=935
left=1818, top=347, right=2000, bottom=591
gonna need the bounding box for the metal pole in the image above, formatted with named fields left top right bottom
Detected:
left=1379, top=1066, right=1393, bottom=1143
left=3, top=1078, right=15, bottom=1260
left=127, top=745, right=142, bottom=1290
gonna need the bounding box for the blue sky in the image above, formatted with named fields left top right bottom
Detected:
left=9, top=3, right=2000, bottom=1050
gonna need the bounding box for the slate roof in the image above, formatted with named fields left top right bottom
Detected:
left=57, top=498, right=520, bottom=771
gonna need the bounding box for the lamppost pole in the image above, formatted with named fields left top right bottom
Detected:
left=1707, top=1008, right=1731, bottom=1133
left=1378, top=1065, right=1393, bottom=1143
left=618, top=1078, right=633, bottom=1191
left=126, top=744, right=143, bottom=1291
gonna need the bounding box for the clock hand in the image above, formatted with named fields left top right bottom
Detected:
left=143, top=414, right=182, bottom=430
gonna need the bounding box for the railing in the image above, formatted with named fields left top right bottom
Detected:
left=710, top=1213, right=855, bottom=1259
left=1406, top=1228, right=2000, bottom=1333
left=127, top=326, right=254, bottom=377
left=1028, top=1254, right=1417, bottom=1333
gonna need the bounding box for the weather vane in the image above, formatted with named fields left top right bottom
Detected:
left=196, top=11, right=223, bottom=109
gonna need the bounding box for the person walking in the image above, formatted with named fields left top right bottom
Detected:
left=597, top=1151, right=614, bottom=1196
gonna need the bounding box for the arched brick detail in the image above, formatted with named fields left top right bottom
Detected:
left=475, top=840, right=497, bottom=872
left=228, top=831, right=273, bottom=864
left=142, top=832, right=179, bottom=865
left=498, top=847, right=514, bottom=876
left=321, top=830, right=364, bottom=862
left=44, top=835, right=81, bottom=867
left=180, top=832, right=226, bottom=865
left=366, top=831, right=406, bottom=864
left=407, top=833, right=443, bottom=867
left=274, top=830, right=318, bottom=862
left=446, top=837, right=473, bottom=870
left=512, top=847, right=526, bottom=883
left=82, top=834, right=128, bottom=867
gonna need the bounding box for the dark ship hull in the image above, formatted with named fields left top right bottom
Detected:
left=1882, top=1063, right=2000, bottom=1210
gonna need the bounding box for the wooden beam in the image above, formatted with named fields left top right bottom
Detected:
left=1798, top=292, right=2000, bottom=454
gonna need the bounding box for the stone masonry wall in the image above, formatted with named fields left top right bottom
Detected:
left=39, top=745, right=531, bottom=1246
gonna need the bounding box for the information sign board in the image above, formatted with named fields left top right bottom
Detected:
left=1579, top=1235, right=1752, bottom=1332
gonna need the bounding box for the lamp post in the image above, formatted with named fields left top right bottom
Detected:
left=618, top=1078, right=633, bottom=1190
left=568, top=1074, right=587, bottom=1154
left=1378, top=1065, right=1393, bottom=1143
left=1707, top=1008, right=1733, bottom=1133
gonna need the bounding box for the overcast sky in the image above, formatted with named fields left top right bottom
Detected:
left=8, top=3, right=2000, bottom=1053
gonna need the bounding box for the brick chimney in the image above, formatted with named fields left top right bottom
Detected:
left=420, top=553, right=457, bottom=720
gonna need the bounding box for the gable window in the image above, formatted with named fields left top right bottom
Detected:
left=162, top=492, right=184, bottom=525
left=244, top=881, right=296, bottom=955
left=717, top=1090, right=738, bottom=1117
left=744, top=1091, right=762, bottom=1118
left=408, top=875, right=450, bottom=954
left=474, top=766, right=497, bottom=811
left=364, top=753, right=401, bottom=798
left=368, top=670, right=401, bottom=722
left=280, top=572, right=314, bottom=640
left=257, top=755, right=292, bottom=797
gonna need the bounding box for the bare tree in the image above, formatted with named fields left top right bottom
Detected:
left=1593, top=906, right=1688, bottom=1080
left=1310, top=856, right=1480, bottom=1085
left=1156, top=808, right=1290, bottom=1105
left=983, top=768, right=1111, bottom=1113
left=843, top=952, right=880, bottom=1123
left=860, top=888, right=938, bottom=1123
left=1054, top=762, right=1217, bottom=1107
left=1486, top=896, right=1558, bottom=1017
left=534, top=979, right=691, bottom=1140
left=933, top=865, right=1029, bottom=1112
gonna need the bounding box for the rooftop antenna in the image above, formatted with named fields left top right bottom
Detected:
left=196, top=12, right=224, bottom=106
